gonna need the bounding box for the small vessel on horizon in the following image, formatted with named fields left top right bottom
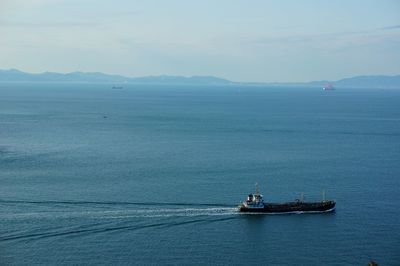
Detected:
left=323, top=83, right=335, bottom=91
left=238, top=183, right=336, bottom=214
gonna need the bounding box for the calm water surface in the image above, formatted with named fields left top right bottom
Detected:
left=1, top=83, right=399, bottom=265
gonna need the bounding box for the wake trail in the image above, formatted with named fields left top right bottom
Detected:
left=1, top=199, right=240, bottom=243
left=0, top=215, right=238, bottom=243
left=0, top=199, right=233, bottom=208
left=2, top=206, right=239, bottom=220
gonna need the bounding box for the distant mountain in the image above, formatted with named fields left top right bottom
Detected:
left=0, top=69, right=132, bottom=83
left=265, top=75, right=400, bottom=89
left=0, top=69, right=232, bottom=85
left=0, top=69, right=399, bottom=88
left=130, top=75, right=233, bottom=85
left=255, top=75, right=400, bottom=89
left=333, top=75, right=400, bottom=89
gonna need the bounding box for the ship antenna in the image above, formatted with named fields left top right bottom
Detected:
left=322, top=190, right=326, bottom=202
left=255, top=182, right=260, bottom=195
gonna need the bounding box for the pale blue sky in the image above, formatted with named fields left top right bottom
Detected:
left=0, top=0, right=399, bottom=82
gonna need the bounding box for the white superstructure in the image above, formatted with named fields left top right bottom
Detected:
left=241, top=183, right=264, bottom=209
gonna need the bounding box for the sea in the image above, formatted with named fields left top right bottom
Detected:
left=0, top=83, right=399, bottom=265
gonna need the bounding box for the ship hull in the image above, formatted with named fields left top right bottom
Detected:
left=239, top=200, right=336, bottom=213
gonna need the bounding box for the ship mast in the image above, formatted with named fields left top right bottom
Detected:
left=322, top=190, right=326, bottom=202
left=255, top=182, right=260, bottom=195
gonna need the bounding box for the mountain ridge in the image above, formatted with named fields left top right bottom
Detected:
left=0, top=69, right=399, bottom=88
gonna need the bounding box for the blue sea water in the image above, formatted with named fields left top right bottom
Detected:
left=0, top=83, right=399, bottom=265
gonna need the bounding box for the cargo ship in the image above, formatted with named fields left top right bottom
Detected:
left=238, top=183, right=336, bottom=213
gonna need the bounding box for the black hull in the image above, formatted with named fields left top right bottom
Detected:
left=239, top=200, right=335, bottom=213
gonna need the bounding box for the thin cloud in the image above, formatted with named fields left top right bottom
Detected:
left=380, top=25, right=400, bottom=30
left=0, top=21, right=98, bottom=28
left=108, top=10, right=139, bottom=17
left=246, top=30, right=365, bottom=46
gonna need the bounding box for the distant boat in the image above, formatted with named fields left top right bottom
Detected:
left=238, top=183, right=336, bottom=214
left=323, top=83, right=335, bottom=90
left=112, top=86, right=123, bottom=89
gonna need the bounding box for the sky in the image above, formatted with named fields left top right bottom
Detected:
left=0, top=0, right=399, bottom=82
